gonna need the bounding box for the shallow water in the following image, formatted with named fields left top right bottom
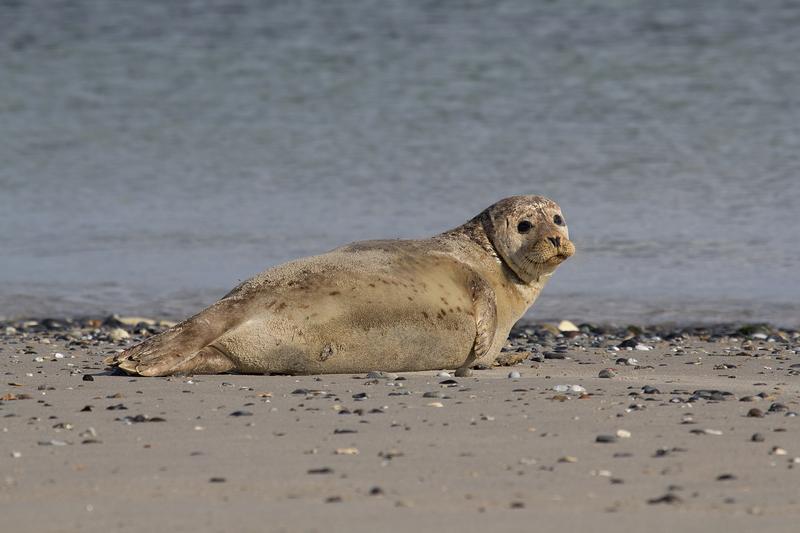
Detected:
left=1, top=1, right=799, bottom=325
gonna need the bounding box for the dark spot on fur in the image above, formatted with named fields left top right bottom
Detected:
left=369, top=283, right=376, bottom=288
left=407, top=296, right=413, bottom=301
left=319, top=344, right=336, bottom=362
left=422, top=311, right=429, bottom=319
left=329, top=291, right=340, bottom=296
left=277, top=302, right=287, bottom=311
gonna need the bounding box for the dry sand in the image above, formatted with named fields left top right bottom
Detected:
left=1, top=320, right=799, bottom=533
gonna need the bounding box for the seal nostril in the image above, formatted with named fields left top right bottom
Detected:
left=548, top=236, right=561, bottom=248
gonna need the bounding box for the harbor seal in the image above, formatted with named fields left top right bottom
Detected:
left=105, top=195, right=575, bottom=376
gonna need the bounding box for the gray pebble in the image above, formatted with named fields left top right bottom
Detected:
left=596, top=435, right=618, bottom=443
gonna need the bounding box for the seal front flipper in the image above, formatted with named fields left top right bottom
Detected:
left=104, top=299, right=240, bottom=376
left=455, top=275, right=497, bottom=377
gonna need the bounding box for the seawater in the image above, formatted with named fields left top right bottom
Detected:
left=1, top=1, right=799, bottom=325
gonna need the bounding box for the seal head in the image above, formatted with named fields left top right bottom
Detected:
left=481, top=195, right=575, bottom=284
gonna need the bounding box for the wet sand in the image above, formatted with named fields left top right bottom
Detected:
left=1, top=319, right=799, bottom=532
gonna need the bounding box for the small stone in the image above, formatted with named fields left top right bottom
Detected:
left=209, top=477, right=226, bottom=483
left=598, top=368, right=616, bottom=378
left=229, top=410, right=253, bottom=417
left=634, top=344, right=652, bottom=351
left=352, top=392, right=368, bottom=400
left=751, top=432, right=765, bottom=442
left=641, top=385, right=660, bottom=394
left=558, top=456, right=578, bottom=463
left=596, top=435, right=618, bottom=443
left=369, top=486, right=384, bottom=496
left=716, top=473, right=737, bottom=481
left=427, top=402, right=444, bottom=407
left=11, top=451, right=21, bottom=458
left=770, top=446, right=787, bottom=456
left=553, top=384, right=586, bottom=394
left=508, top=371, right=521, bottom=379
left=690, top=428, right=723, bottom=436
left=509, top=501, right=526, bottom=509
left=82, top=375, right=94, bottom=382
left=557, top=320, right=579, bottom=332
left=616, top=429, right=631, bottom=439
left=108, top=328, right=130, bottom=342
left=747, top=408, right=764, bottom=418
left=436, top=371, right=451, bottom=378
left=307, top=467, right=334, bottom=475
left=335, top=447, right=360, bottom=455
left=648, top=493, right=682, bottom=505
left=768, top=402, right=788, bottom=413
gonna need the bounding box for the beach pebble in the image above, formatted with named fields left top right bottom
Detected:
left=596, top=434, right=618, bottom=443
left=558, top=456, right=578, bottom=463
left=770, top=447, right=787, bottom=456
left=508, top=371, right=521, bottom=379
left=768, top=402, right=788, bottom=413
left=108, top=328, right=130, bottom=342
left=747, top=408, right=764, bottom=418
left=598, top=368, right=616, bottom=378
left=690, top=428, right=723, bottom=436
left=335, top=447, right=360, bottom=455
left=436, top=371, right=451, bottom=378
left=751, top=433, right=765, bottom=442
left=557, top=320, right=579, bottom=332
left=634, top=344, right=652, bottom=351
left=616, top=429, right=631, bottom=439
left=427, top=402, right=444, bottom=407
left=553, top=384, right=586, bottom=394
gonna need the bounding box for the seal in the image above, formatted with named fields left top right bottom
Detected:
left=105, top=195, right=575, bottom=376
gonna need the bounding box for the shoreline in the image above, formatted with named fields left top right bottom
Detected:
left=2, top=316, right=798, bottom=532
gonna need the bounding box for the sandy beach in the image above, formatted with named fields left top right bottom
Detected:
left=1, top=318, right=798, bottom=532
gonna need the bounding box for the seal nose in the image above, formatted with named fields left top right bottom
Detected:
left=547, top=236, right=561, bottom=248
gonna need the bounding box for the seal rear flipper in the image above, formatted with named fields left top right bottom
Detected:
left=114, top=345, right=235, bottom=376
left=104, top=299, right=242, bottom=376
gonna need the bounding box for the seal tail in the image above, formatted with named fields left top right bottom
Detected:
left=104, top=300, right=239, bottom=376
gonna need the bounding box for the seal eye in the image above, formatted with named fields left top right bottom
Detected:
left=553, top=214, right=565, bottom=226
left=517, top=220, right=532, bottom=234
